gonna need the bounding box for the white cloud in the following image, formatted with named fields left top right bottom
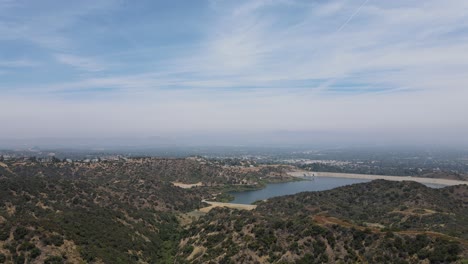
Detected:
left=0, top=59, right=38, bottom=68
left=55, top=53, right=107, bottom=72
left=0, top=0, right=116, bottom=50
left=1, top=0, right=468, bottom=144
left=314, top=2, right=344, bottom=17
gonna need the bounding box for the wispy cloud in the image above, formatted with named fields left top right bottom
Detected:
left=0, top=0, right=116, bottom=50
left=0, top=59, right=38, bottom=68
left=55, top=53, right=107, bottom=72
left=1, top=0, right=468, bottom=144
left=5, top=0, right=468, bottom=93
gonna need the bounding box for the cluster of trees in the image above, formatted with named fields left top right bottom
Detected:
left=179, top=206, right=464, bottom=263
left=1, top=158, right=466, bottom=263
left=178, top=181, right=467, bottom=263
left=0, top=160, right=211, bottom=263
left=257, top=180, right=468, bottom=240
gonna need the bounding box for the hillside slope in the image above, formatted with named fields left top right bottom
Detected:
left=0, top=158, right=294, bottom=263
left=178, top=181, right=468, bottom=263
left=1, top=159, right=467, bottom=263
left=0, top=163, right=204, bottom=263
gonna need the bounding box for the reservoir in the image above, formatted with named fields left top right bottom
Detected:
left=230, top=177, right=446, bottom=204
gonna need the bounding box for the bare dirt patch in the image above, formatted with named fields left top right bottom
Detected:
left=172, top=182, right=203, bottom=189
left=198, top=201, right=257, bottom=213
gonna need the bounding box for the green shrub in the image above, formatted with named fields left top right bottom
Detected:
left=18, top=242, right=35, bottom=251
left=30, top=247, right=41, bottom=259
left=44, top=256, right=64, bottom=264
left=0, top=227, right=9, bottom=241
left=13, top=254, right=25, bottom=264
left=13, top=227, right=28, bottom=240
left=43, top=235, right=64, bottom=247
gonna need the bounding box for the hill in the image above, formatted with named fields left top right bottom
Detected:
left=0, top=159, right=467, bottom=263
left=178, top=180, right=468, bottom=263
left=0, top=161, right=205, bottom=263
left=0, top=158, right=293, bottom=263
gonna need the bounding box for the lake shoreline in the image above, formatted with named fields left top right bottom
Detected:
left=288, top=171, right=467, bottom=186
left=229, top=176, right=370, bottom=204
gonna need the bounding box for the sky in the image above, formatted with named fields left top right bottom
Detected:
left=1, top=0, right=468, bottom=147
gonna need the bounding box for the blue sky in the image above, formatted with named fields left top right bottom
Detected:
left=1, top=0, right=468, bottom=145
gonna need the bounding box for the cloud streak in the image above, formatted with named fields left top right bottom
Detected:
left=336, top=0, right=370, bottom=33
left=0, top=59, right=38, bottom=68
left=0, top=0, right=468, bottom=145
left=55, top=53, right=107, bottom=72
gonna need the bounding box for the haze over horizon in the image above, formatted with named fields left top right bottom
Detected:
left=1, top=0, right=468, bottom=147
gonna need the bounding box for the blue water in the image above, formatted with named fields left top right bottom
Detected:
left=230, top=177, right=369, bottom=204
left=230, top=177, right=446, bottom=204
